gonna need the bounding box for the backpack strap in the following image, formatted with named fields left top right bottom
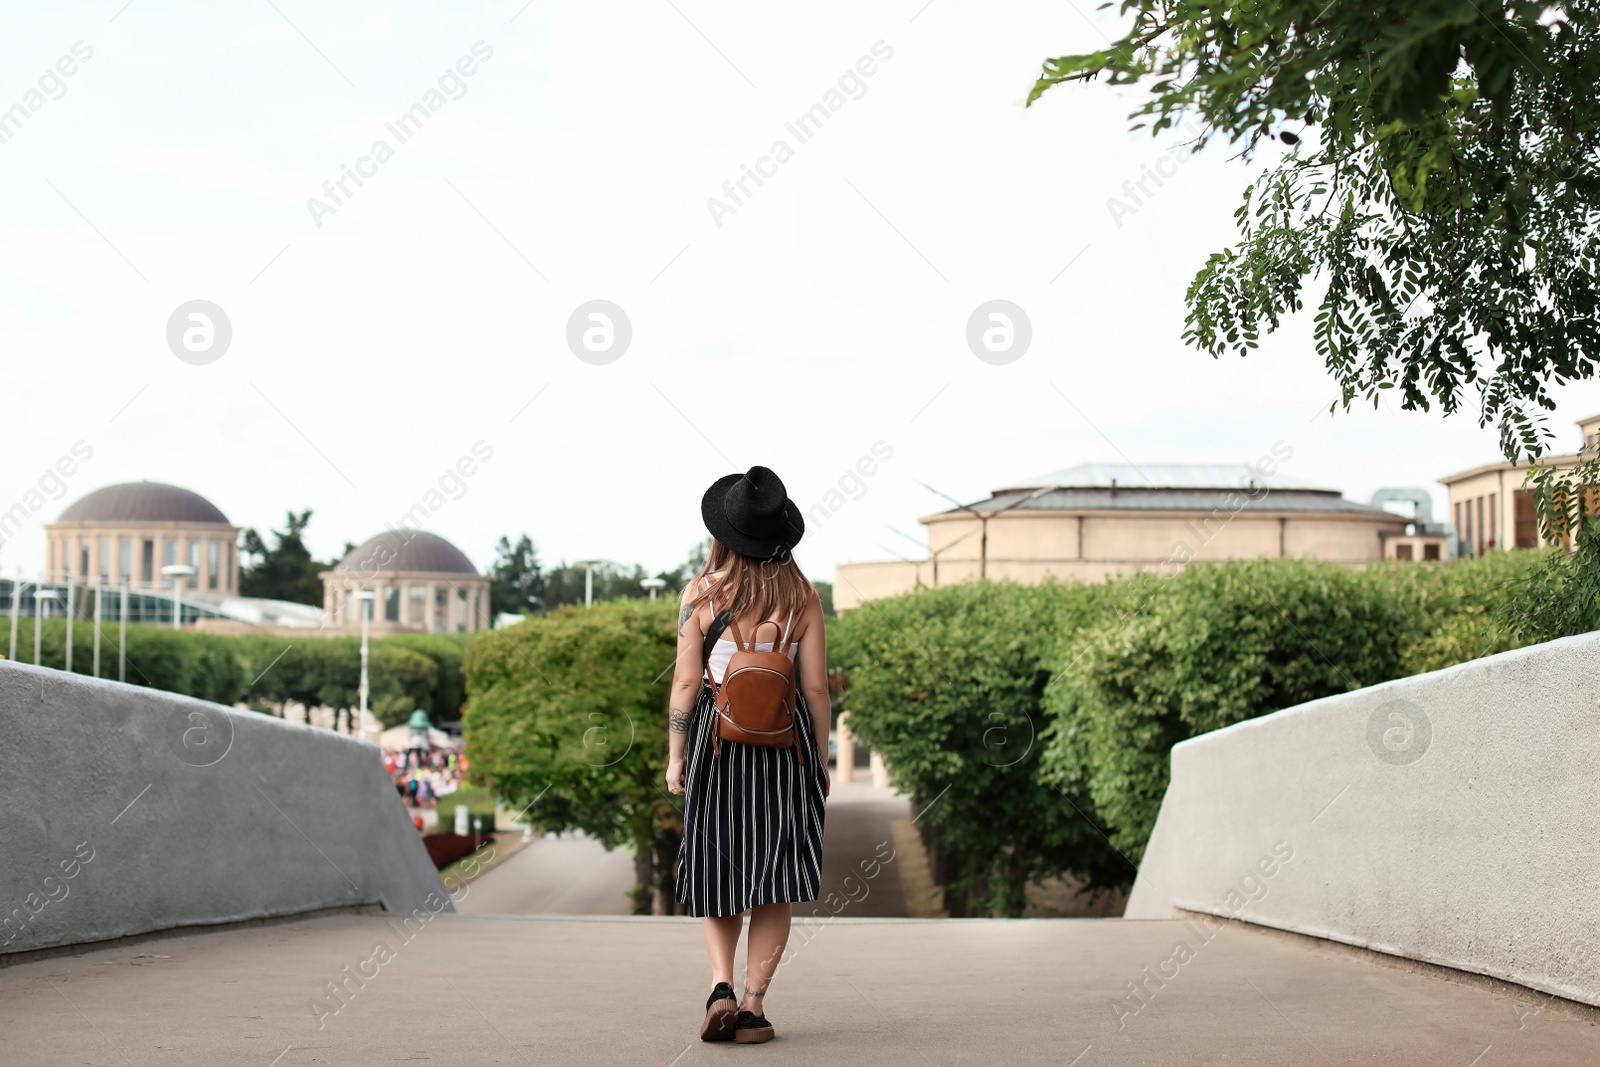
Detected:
left=778, top=610, right=795, bottom=653
left=701, top=608, right=733, bottom=692
left=748, top=618, right=784, bottom=648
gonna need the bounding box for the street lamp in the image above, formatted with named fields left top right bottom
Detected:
left=575, top=560, right=601, bottom=607
left=639, top=577, right=666, bottom=602
left=161, top=564, right=195, bottom=630
left=32, top=588, right=59, bottom=667
left=354, top=590, right=378, bottom=742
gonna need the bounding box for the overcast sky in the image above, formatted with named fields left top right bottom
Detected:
left=2, top=0, right=1595, bottom=584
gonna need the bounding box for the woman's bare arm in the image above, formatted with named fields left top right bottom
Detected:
left=665, top=583, right=705, bottom=793
left=795, top=589, right=830, bottom=772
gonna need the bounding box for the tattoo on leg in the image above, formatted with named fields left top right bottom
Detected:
left=670, top=710, right=690, bottom=734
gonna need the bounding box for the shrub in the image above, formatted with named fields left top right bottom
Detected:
left=462, top=602, right=678, bottom=913
left=435, top=784, right=499, bottom=831
left=1374, top=551, right=1547, bottom=674
left=829, top=580, right=1127, bottom=916
left=832, top=554, right=1559, bottom=901
left=1044, top=558, right=1436, bottom=865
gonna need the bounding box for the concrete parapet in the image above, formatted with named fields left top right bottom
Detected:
left=0, top=659, right=448, bottom=958
left=1128, top=631, right=1600, bottom=1006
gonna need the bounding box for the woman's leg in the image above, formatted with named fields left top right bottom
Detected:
left=742, top=903, right=792, bottom=1013
left=703, top=914, right=743, bottom=987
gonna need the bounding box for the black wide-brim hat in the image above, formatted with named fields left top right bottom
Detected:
left=701, top=466, right=805, bottom=561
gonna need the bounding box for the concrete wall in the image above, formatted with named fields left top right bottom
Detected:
left=0, top=660, right=448, bottom=958
left=1128, top=632, right=1600, bottom=1006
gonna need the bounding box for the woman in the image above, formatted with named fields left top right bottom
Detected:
left=667, top=466, right=830, bottom=1045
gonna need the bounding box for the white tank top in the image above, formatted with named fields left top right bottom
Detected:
left=701, top=579, right=797, bottom=685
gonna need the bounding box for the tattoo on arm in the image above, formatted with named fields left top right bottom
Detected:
left=669, top=710, right=690, bottom=734
left=677, top=602, right=693, bottom=630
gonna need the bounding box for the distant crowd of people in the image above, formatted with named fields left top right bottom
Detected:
left=386, top=747, right=467, bottom=810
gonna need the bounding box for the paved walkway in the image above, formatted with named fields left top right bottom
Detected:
left=5, top=912, right=1596, bottom=1065
left=814, top=780, right=911, bottom=918
left=455, top=781, right=913, bottom=918
left=455, top=832, right=636, bottom=916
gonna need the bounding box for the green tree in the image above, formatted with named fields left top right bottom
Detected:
left=1493, top=471, right=1600, bottom=642
left=1029, top=2, right=1599, bottom=460
left=236, top=635, right=439, bottom=730
left=490, top=534, right=544, bottom=617
left=240, top=510, right=343, bottom=606
left=382, top=633, right=468, bottom=725
left=462, top=602, right=679, bottom=913
left=1031, top=2, right=1600, bottom=641
left=537, top=542, right=710, bottom=611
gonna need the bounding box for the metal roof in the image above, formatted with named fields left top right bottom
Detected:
left=57, top=481, right=232, bottom=525
left=995, top=463, right=1334, bottom=493
left=941, top=487, right=1394, bottom=517
left=334, top=530, right=479, bottom=576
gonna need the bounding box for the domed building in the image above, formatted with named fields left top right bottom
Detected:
left=46, top=482, right=241, bottom=594
left=320, top=529, right=490, bottom=634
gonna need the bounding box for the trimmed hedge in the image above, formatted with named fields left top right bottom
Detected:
left=0, top=620, right=468, bottom=726
left=0, top=618, right=245, bottom=705
left=828, top=581, right=1127, bottom=916
left=1041, top=560, right=1413, bottom=865
left=832, top=553, right=1548, bottom=898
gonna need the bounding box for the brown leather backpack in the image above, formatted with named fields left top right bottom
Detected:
left=701, top=614, right=805, bottom=763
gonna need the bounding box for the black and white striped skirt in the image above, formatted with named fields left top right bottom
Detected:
left=675, top=685, right=826, bottom=918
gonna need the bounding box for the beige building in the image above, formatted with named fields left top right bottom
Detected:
left=1438, top=413, right=1600, bottom=556
left=320, top=529, right=491, bottom=635
left=45, top=482, right=241, bottom=594
left=834, top=463, right=1429, bottom=610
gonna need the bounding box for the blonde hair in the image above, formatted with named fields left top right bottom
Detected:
left=686, top=539, right=812, bottom=627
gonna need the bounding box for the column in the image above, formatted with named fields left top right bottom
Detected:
left=870, top=750, right=889, bottom=790
left=424, top=582, right=436, bottom=633
left=835, top=712, right=854, bottom=784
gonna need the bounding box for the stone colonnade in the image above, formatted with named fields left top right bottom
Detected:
left=322, top=573, right=491, bottom=634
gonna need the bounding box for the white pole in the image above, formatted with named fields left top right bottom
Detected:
left=64, top=572, right=73, bottom=673
left=162, top=564, right=194, bottom=631
left=119, top=582, right=128, bottom=683
left=7, top=573, right=19, bottom=663
left=585, top=565, right=593, bottom=608
left=93, top=586, right=102, bottom=678
left=33, top=591, right=47, bottom=667
left=359, top=598, right=371, bottom=737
